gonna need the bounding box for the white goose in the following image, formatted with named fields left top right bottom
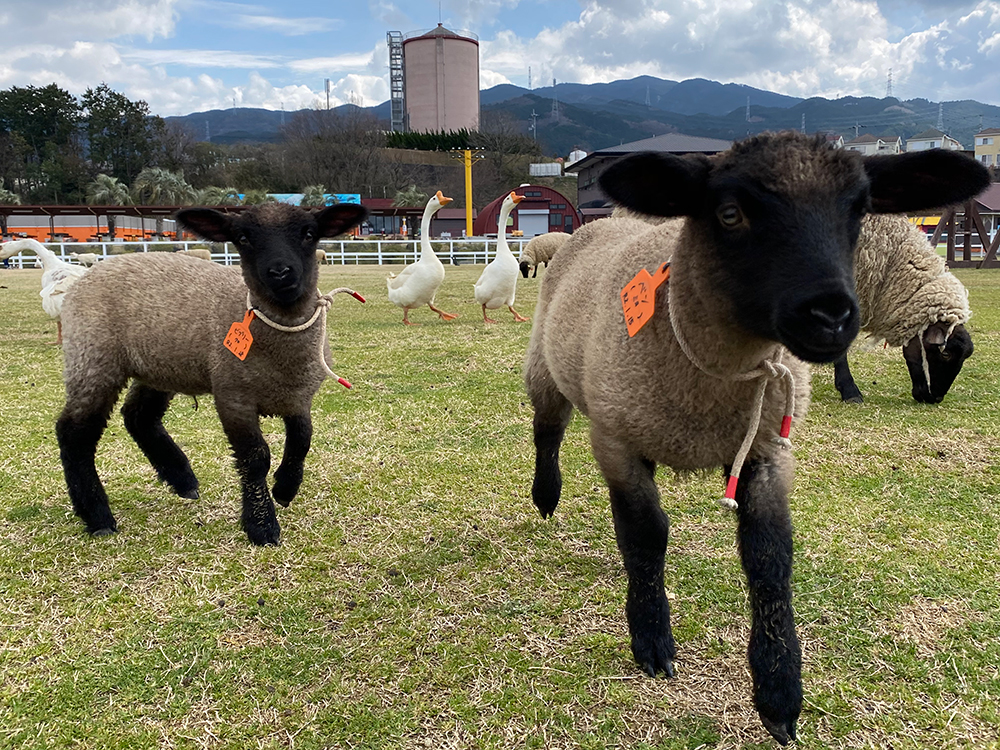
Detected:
left=0, top=238, right=89, bottom=344
left=386, top=191, right=459, bottom=325
left=474, top=191, right=529, bottom=323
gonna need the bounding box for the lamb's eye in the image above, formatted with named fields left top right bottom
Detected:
left=303, top=229, right=316, bottom=242
left=940, top=349, right=953, bottom=361
left=238, top=234, right=249, bottom=246
left=718, top=205, right=743, bottom=227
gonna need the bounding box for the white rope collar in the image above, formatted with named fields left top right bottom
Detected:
left=665, top=270, right=795, bottom=512
left=246, top=286, right=365, bottom=388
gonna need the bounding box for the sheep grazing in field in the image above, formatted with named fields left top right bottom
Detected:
left=834, top=214, right=973, bottom=404
left=56, top=202, right=368, bottom=546
left=315, top=247, right=328, bottom=265
left=518, top=232, right=570, bottom=278
left=0, top=238, right=89, bottom=344
left=174, top=247, right=213, bottom=262
left=524, top=132, right=988, bottom=744
left=69, top=252, right=100, bottom=267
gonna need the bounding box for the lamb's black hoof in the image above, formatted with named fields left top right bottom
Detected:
left=244, top=520, right=280, bottom=547
left=90, top=526, right=117, bottom=538
left=271, top=481, right=297, bottom=508
left=531, top=476, right=561, bottom=518
left=759, top=714, right=796, bottom=746
left=631, top=630, right=676, bottom=678
left=178, top=488, right=200, bottom=500
left=843, top=395, right=864, bottom=404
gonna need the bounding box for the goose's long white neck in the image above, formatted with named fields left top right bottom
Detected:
left=495, top=203, right=516, bottom=259
left=3, top=239, right=59, bottom=270
left=419, top=201, right=438, bottom=260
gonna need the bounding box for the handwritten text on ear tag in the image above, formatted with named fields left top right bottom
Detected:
left=621, top=262, right=671, bottom=337
left=224, top=309, right=255, bottom=360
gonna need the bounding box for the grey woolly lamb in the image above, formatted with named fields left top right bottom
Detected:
left=519, top=232, right=570, bottom=277
left=524, top=132, right=988, bottom=744
left=834, top=214, right=973, bottom=404
left=56, top=202, right=368, bottom=546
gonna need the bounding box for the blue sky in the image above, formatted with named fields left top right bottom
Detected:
left=2, top=0, right=999, bottom=116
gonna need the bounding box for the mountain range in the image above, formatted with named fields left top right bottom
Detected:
left=165, top=76, right=1000, bottom=157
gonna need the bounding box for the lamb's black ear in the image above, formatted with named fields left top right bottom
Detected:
left=316, top=204, right=369, bottom=238
left=599, top=152, right=712, bottom=217
left=175, top=208, right=233, bottom=243
left=864, top=150, right=990, bottom=213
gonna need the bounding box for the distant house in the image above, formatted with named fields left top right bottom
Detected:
left=974, top=128, right=1000, bottom=166
left=844, top=134, right=902, bottom=156
left=906, top=128, right=963, bottom=152
left=823, top=133, right=845, bottom=149
left=570, top=132, right=733, bottom=221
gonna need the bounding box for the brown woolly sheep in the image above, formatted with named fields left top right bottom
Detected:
left=519, top=232, right=570, bottom=277
left=834, top=214, right=973, bottom=404
left=56, top=202, right=368, bottom=546
left=524, top=132, right=988, bottom=744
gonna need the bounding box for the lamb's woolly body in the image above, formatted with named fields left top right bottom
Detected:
left=519, top=232, right=570, bottom=269
left=530, top=217, right=809, bottom=471
left=61, top=253, right=331, bottom=418
left=854, top=214, right=969, bottom=346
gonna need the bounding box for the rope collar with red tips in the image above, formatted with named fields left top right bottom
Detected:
left=241, top=287, right=365, bottom=389
left=625, top=263, right=796, bottom=512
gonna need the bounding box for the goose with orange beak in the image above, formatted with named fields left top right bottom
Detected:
left=387, top=190, right=459, bottom=325
left=474, top=191, right=530, bottom=323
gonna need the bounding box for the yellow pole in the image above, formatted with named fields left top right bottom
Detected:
left=464, top=149, right=473, bottom=237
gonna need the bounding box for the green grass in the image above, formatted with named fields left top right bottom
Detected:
left=1, top=264, right=999, bottom=749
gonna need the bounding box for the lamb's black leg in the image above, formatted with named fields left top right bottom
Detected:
left=532, top=265, right=539, bottom=278
left=833, top=352, right=864, bottom=403
left=526, top=360, right=573, bottom=518
left=56, top=401, right=117, bottom=536
left=272, top=414, right=312, bottom=508
left=592, top=428, right=675, bottom=677
left=216, top=403, right=279, bottom=546
left=121, top=383, right=199, bottom=499
left=735, top=457, right=802, bottom=746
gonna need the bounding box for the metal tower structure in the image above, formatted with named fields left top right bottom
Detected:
left=387, top=31, right=406, bottom=132
left=551, top=78, right=559, bottom=121
left=885, top=68, right=893, bottom=98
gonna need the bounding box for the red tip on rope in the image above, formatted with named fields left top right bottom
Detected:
left=780, top=415, right=793, bottom=439
left=724, top=475, right=739, bottom=500
left=351, top=291, right=366, bottom=303
left=337, top=377, right=352, bottom=389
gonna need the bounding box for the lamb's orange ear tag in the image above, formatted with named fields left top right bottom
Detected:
left=223, top=309, right=255, bottom=360
left=621, top=262, right=670, bottom=337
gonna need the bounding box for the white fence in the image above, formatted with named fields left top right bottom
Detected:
left=1, top=238, right=532, bottom=269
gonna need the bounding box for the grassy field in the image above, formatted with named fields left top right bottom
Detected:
left=1, top=263, right=999, bottom=749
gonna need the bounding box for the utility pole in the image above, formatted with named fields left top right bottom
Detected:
left=528, top=66, right=531, bottom=90
left=325, top=79, right=331, bottom=110
left=801, top=113, right=806, bottom=134
left=937, top=102, right=944, bottom=131
left=529, top=109, right=538, bottom=140
left=745, top=97, right=751, bottom=122
left=450, top=149, right=485, bottom=238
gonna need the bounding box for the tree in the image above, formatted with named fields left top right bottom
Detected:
left=83, top=84, right=165, bottom=185
left=240, top=189, right=277, bottom=205
left=280, top=108, right=402, bottom=197
left=392, top=184, right=428, bottom=207
left=132, top=167, right=195, bottom=233
left=86, top=174, right=131, bottom=239
left=0, top=84, right=83, bottom=200
left=300, top=184, right=327, bottom=206
left=0, top=187, right=21, bottom=235
left=196, top=186, right=242, bottom=205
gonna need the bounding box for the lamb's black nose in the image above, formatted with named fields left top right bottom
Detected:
left=808, top=298, right=853, bottom=335
left=268, top=266, right=291, bottom=280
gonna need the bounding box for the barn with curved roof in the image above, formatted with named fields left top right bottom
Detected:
left=473, top=185, right=581, bottom=238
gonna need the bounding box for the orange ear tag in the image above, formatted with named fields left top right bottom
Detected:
left=621, top=262, right=671, bottom=337
left=223, top=309, right=255, bottom=360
